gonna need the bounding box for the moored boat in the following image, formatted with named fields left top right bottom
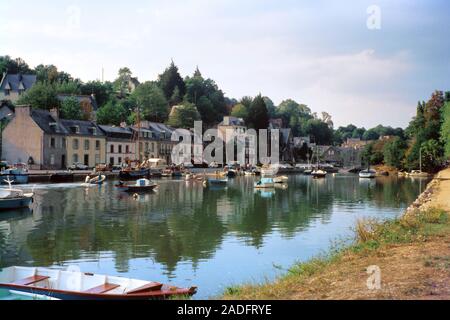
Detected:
left=408, top=170, right=430, bottom=178
left=359, top=169, right=377, bottom=179
left=115, top=179, right=158, bottom=193
left=311, top=170, right=327, bottom=179
left=0, top=266, right=197, bottom=300
left=119, top=168, right=150, bottom=180
left=273, top=176, right=289, bottom=184
left=254, top=178, right=275, bottom=189
left=0, top=180, right=34, bottom=210
left=82, top=174, right=106, bottom=186
left=0, top=168, right=29, bottom=185
left=204, top=178, right=228, bottom=187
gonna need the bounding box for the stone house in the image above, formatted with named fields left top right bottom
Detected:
left=0, top=73, right=37, bottom=103
left=99, top=125, right=135, bottom=166
left=2, top=105, right=68, bottom=169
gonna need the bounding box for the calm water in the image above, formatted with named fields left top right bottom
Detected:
left=0, top=175, right=428, bottom=299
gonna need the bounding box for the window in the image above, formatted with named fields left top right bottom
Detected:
left=109, top=157, right=114, bottom=165
left=95, top=154, right=100, bottom=165
left=70, top=126, right=80, bottom=134
left=50, top=137, right=56, bottom=148
left=73, top=139, right=79, bottom=150
left=110, top=145, right=114, bottom=153
left=84, top=140, right=90, bottom=151
left=145, top=143, right=149, bottom=152
left=50, top=154, right=55, bottom=165
left=118, top=157, right=122, bottom=164
left=88, top=127, right=97, bottom=135
left=95, top=140, right=100, bottom=151
left=73, top=154, right=78, bottom=163
left=151, top=143, right=154, bottom=152
left=119, top=145, right=123, bottom=154
left=62, top=138, right=66, bottom=149
left=126, top=145, right=130, bottom=154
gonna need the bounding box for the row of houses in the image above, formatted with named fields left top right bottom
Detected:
left=1, top=105, right=177, bottom=170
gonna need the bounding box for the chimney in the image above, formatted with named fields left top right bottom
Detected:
left=15, top=105, right=31, bottom=118
left=50, top=108, right=59, bottom=120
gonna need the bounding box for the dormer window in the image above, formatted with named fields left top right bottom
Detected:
left=49, top=122, right=59, bottom=133
left=88, top=127, right=97, bottom=136
left=70, top=126, right=80, bottom=134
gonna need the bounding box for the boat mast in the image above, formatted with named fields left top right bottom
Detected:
left=419, top=147, right=422, bottom=172
left=137, top=106, right=141, bottom=163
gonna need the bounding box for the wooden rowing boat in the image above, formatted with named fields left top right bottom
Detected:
left=115, top=179, right=158, bottom=193
left=0, top=266, right=197, bottom=300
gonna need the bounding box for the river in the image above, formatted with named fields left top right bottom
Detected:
left=0, top=174, right=429, bottom=299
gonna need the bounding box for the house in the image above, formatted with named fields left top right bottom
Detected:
left=57, top=94, right=98, bottom=121
left=146, top=122, right=178, bottom=164
left=61, top=119, right=106, bottom=168
left=218, top=116, right=246, bottom=143
left=269, top=118, right=283, bottom=129
left=341, top=138, right=369, bottom=149
left=2, top=105, right=68, bottom=169
left=317, top=146, right=343, bottom=166
left=99, top=125, right=135, bottom=166
left=279, top=128, right=294, bottom=162
left=0, top=73, right=37, bottom=103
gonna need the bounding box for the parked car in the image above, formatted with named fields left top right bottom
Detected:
left=69, top=163, right=89, bottom=170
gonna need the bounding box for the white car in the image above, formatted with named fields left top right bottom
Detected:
left=69, top=162, right=89, bottom=170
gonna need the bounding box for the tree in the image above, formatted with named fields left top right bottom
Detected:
left=230, top=104, right=248, bottom=119
left=262, top=96, right=277, bottom=118
left=277, top=99, right=312, bottom=136
left=441, top=101, right=450, bottom=158
left=383, top=137, right=407, bottom=168
left=421, top=139, right=443, bottom=172
left=131, top=81, right=169, bottom=122
left=158, top=61, right=186, bottom=103
left=0, top=56, right=33, bottom=74
left=246, top=94, right=269, bottom=130
left=16, top=82, right=59, bottom=110
left=55, top=81, right=81, bottom=95
left=80, top=81, right=114, bottom=108
left=169, top=86, right=182, bottom=106
left=305, top=119, right=334, bottom=145
left=321, top=112, right=334, bottom=129
left=114, top=67, right=133, bottom=97
left=35, top=64, right=73, bottom=83
left=361, top=143, right=374, bottom=168
left=60, top=97, right=83, bottom=120
left=239, top=96, right=253, bottom=110
left=362, top=128, right=380, bottom=141
left=167, top=102, right=201, bottom=129
left=96, top=100, right=128, bottom=125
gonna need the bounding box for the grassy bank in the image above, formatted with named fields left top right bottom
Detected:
left=223, top=170, right=450, bottom=300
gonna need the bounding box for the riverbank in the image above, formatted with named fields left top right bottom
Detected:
left=223, top=168, right=450, bottom=300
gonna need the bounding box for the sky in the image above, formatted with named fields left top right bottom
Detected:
left=1, top=0, right=449, bottom=128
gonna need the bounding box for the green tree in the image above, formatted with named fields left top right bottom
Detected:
left=246, top=94, right=269, bottom=130
left=114, top=67, right=133, bottom=97
left=262, top=96, right=277, bottom=118
left=421, top=139, right=443, bottom=172
left=0, top=56, right=33, bottom=74
left=383, top=137, right=407, bottom=168
left=278, top=99, right=312, bottom=136
left=80, top=81, right=114, bottom=107
left=131, top=81, right=169, bottom=122
left=167, top=102, right=201, bottom=129
left=230, top=103, right=248, bottom=119
left=35, top=64, right=73, bottom=83
left=60, top=97, right=83, bottom=120
left=55, top=81, right=81, bottom=95
left=96, top=100, right=128, bottom=125
left=16, top=82, right=59, bottom=110
left=169, top=86, right=182, bottom=106
left=305, top=119, right=334, bottom=145
left=158, top=61, right=186, bottom=102
left=441, top=100, right=450, bottom=158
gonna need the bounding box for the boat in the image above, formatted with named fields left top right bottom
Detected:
left=118, top=168, right=150, bottom=180
left=311, top=170, right=327, bottom=179
left=115, top=179, right=158, bottom=193
left=0, top=180, right=34, bottom=210
left=260, top=165, right=278, bottom=177
left=0, top=266, right=197, bottom=300
left=408, top=170, right=430, bottom=178
left=204, top=178, right=228, bottom=187
left=82, top=174, right=106, bottom=186
left=359, top=169, right=377, bottom=179
left=254, top=178, right=275, bottom=189
left=50, top=172, right=74, bottom=183
left=273, top=176, right=289, bottom=184
left=0, top=168, right=29, bottom=185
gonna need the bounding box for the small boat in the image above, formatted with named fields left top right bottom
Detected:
left=254, top=178, right=275, bottom=189
left=0, top=266, right=197, bottom=300
left=0, top=180, right=34, bottom=210
left=82, top=175, right=106, bottom=187
left=115, top=179, right=158, bottom=193
left=274, top=176, right=289, bottom=184
left=244, top=171, right=256, bottom=176
left=50, top=172, right=74, bottom=183
left=311, top=170, right=327, bottom=179
left=204, top=178, right=228, bottom=186
left=118, top=168, right=150, bottom=181
left=408, top=170, right=430, bottom=178
left=359, top=169, right=377, bottom=179
left=303, top=169, right=313, bottom=175
left=0, top=168, right=29, bottom=185
left=260, top=165, right=278, bottom=177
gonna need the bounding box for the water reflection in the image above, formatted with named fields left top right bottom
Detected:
left=0, top=175, right=427, bottom=298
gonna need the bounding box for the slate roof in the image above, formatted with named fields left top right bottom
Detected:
left=60, top=119, right=105, bottom=137
left=30, top=109, right=68, bottom=135
left=219, top=116, right=245, bottom=127
left=99, top=125, right=133, bottom=140
left=57, top=94, right=98, bottom=111
left=0, top=74, right=37, bottom=92
left=146, top=122, right=175, bottom=140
